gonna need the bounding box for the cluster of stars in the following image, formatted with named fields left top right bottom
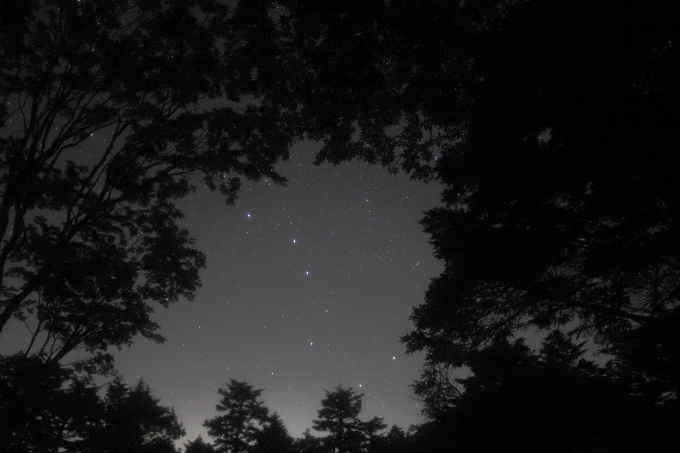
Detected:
left=110, top=144, right=443, bottom=439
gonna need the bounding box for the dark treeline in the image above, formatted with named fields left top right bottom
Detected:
left=4, top=330, right=671, bottom=453
left=2, top=0, right=680, bottom=452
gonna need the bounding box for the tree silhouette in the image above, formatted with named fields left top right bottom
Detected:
left=249, top=413, right=296, bottom=453
left=411, top=331, right=673, bottom=453
left=0, top=354, right=183, bottom=453
left=204, top=380, right=271, bottom=453
left=312, top=385, right=386, bottom=453
left=184, top=436, right=217, bottom=453
left=0, top=0, right=295, bottom=373
left=252, top=0, right=680, bottom=416
left=295, top=429, right=325, bottom=453
left=5, top=0, right=679, bottom=448
left=398, top=2, right=680, bottom=425
left=81, top=379, right=184, bottom=453
left=367, top=425, right=414, bottom=453
left=0, top=354, right=78, bottom=452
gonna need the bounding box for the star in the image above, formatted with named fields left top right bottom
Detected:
left=108, top=143, right=443, bottom=440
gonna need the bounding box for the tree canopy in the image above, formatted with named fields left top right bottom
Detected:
left=256, top=0, right=680, bottom=406
left=312, top=386, right=386, bottom=453
left=0, top=0, right=297, bottom=372
left=199, top=382, right=389, bottom=453
left=0, top=354, right=184, bottom=453
left=406, top=0, right=680, bottom=366
left=203, top=380, right=273, bottom=453
left=412, top=331, right=680, bottom=453
left=3, top=0, right=680, bottom=450
left=219, top=3, right=680, bottom=449
left=249, top=413, right=296, bottom=453
left=185, top=436, right=217, bottom=453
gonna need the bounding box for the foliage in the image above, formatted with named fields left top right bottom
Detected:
left=184, top=436, right=217, bottom=453
left=411, top=331, right=677, bottom=453
left=446, top=0, right=676, bottom=360
left=0, top=354, right=183, bottom=453
left=0, top=0, right=296, bottom=373
left=4, top=0, right=679, bottom=449
left=203, top=380, right=272, bottom=453
left=199, top=381, right=390, bottom=453
left=366, top=426, right=414, bottom=453
left=400, top=0, right=680, bottom=411
left=0, top=354, right=79, bottom=453
left=258, top=0, right=680, bottom=406
left=249, top=413, right=296, bottom=453
left=264, top=0, right=452, bottom=178
left=312, top=385, right=386, bottom=453
left=294, top=429, right=326, bottom=453
left=84, top=379, right=185, bottom=453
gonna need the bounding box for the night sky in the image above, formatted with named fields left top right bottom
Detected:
left=104, top=140, right=444, bottom=441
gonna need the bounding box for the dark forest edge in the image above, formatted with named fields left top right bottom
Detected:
left=4, top=329, right=677, bottom=452
left=2, top=0, right=680, bottom=452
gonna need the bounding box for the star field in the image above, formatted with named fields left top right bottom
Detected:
left=108, top=141, right=444, bottom=440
